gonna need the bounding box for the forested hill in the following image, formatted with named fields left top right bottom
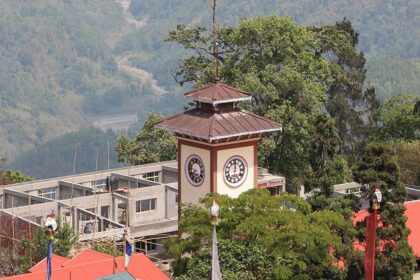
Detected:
left=0, top=0, right=182, bottom=159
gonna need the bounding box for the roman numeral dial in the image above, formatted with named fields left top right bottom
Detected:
left=185, top=154, right=205, bottom=187
left=223, top=155, right=248, bottom=187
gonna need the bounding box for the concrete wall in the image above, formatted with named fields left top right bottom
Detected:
left=165, top=186, right=178, bottom=219
left=129, top=185, right=167, bottom=225
left=162, top=168, right=178, bottom=184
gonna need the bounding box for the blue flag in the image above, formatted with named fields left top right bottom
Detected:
left=46, top=240, right=53, bottom=280
left=125, top=240, right=132, bottom=269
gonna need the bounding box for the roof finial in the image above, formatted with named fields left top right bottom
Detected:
left=212, top=0, right=220, bottom=83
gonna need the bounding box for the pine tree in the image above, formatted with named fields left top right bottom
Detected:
left=353, top=142, right=416, bottom=279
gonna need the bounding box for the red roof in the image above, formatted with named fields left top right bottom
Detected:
left=352, top=200, right=420, bottom=259
left=28, top=254, right=69, bottom=273
left=404, top=201, right=420, bottom=258
left=185, top=83, right=252, bottom=104
left=156, top=108, right=281, bottom=142
left=1, top=249, right=169, bottom=280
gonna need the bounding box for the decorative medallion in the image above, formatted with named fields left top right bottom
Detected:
left=185, top=154, right=205, bottom=186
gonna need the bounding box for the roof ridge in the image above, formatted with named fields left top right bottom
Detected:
left=217, top=83, right=252, bottom=96
left=184, top=83, right=214, bottom=96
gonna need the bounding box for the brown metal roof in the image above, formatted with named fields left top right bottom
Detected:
left=184, top=83, right=252, bottom=105
left=155, top=108, right=282, bottom=142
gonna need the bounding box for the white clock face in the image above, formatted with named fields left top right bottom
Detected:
left=185, top=154, right=205, bottom=187
left=223, top=155, right=248, bottom=187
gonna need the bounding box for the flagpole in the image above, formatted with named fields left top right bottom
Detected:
left=113, top=234, right=117, bottom=274
left=123, top=229, right=127, bottom=271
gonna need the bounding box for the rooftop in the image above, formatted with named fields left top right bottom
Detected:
left=184, top=83, right=252, bottom=105
left=155, top=108, right=281, bottom=142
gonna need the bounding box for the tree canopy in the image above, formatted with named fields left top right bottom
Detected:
left=115, top=113, right=177, bottom=165
left=166, top=189, right=355, bottom=280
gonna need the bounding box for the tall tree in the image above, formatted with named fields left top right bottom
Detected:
left=166, top=16, right=368, bottom=193
left=115, top=113, right=177, bottom=165
left=311, top=18, right=380, bottom=154
left=353, top=142, right=416, bottom=279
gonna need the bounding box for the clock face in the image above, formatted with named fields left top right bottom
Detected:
left=224, top=155, right=248, bottom=187
left=185, top=154, right=205, bottom=186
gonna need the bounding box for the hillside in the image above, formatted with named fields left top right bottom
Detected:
left=0, top=0, right=181, bottom=159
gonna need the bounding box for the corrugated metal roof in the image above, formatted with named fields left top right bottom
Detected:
left=155, top=108, right=281, bottom=142
left=184, top=83, right=252, bottom=104
left=97, top=271, right=135, bottom=280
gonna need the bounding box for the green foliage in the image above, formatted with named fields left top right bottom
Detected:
left=176, top=239, right=277, bottom=280
left=394, top=140, right=420, bottom=185
left=19, top=218, right=78, bottom=273
left=353, top=141, right=416, bottom=279
left=115, top=113, right=177, bottom=165
left=0, top=170, right=32, bottom=185
left=166, top=189, right=354, bottom=279
left=4, top=171, right=32, bottom=183
left=371, top=94, right=420, bottom=141
left=91, top=241, right=123, bottom=257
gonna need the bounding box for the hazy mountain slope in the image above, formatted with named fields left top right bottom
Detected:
left=8, top=128, right=126, bottom=179
left=0, top=0, right=164, bottom=159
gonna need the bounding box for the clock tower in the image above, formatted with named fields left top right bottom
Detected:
left=155, top=83, right=281, bottom=205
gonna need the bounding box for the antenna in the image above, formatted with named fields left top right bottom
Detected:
left=212, top=0, right=220, bottom=82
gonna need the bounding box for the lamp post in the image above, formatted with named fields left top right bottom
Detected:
left=211, top=199, right=222, bottom=280
left=365, top=184, right=382, bottom=280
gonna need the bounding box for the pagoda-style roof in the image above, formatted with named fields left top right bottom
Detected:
left=184, top=83, right=252, bottom=105
left=155, top=107, right=281, bottom=142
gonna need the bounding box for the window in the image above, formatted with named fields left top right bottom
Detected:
left=38, top=187, right=57, bottom=200
left=136, top=198, right=157, bottom=212
left=142, top=172, right=160, bottom=182
left=91, top=179, right=107, bottom=190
